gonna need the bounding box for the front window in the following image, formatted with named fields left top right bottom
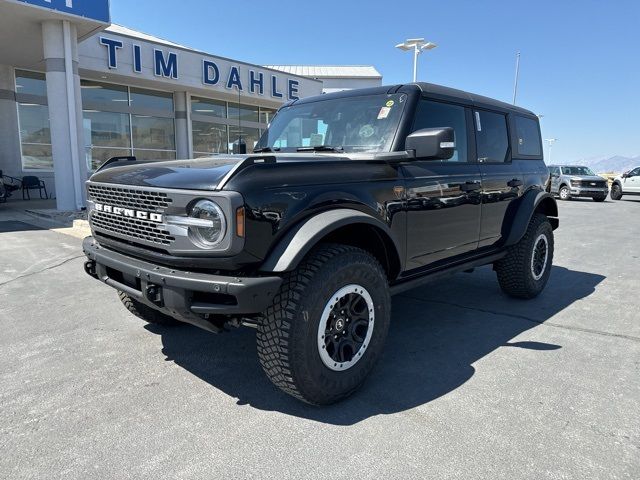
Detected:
left=561, top=166, right=595, bottom=176
left=255, top=93, right=408, bottom=153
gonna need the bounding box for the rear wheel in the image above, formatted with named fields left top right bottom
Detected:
left=495, top=214, right=554, bottom=299
left=610, top=183, right=623, bottom=200
left=257, top=244, right=391, bottom=405
left=118, top=291, right=182, bottom=326
left=559, top=185, right=571, bottom=201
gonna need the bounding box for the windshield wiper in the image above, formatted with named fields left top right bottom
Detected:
left=253, top=147, right=280, bottom=153
left=296, top=145, right=344, bottom=153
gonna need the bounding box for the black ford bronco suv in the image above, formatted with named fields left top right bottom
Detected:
left=83, top=83, right=558, bottom=405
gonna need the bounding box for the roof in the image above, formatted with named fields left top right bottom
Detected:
left=294, top=82, right=537, bottom=116
left=264, top=65, right=382, bottom=79
left=104, top=24, right=190, bottom=50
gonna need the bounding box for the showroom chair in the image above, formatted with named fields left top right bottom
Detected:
left=0, top=170, right=21, bottom=196
left=22, top=176, right=48, bottom=200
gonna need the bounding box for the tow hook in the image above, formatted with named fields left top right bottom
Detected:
left=84, top=260, right=97, bottom=278
left=145, top=284, right=163, bottom=306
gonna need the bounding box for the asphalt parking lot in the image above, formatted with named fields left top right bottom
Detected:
left=1, top=197, right=639, bottom=480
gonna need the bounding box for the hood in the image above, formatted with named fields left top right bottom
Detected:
left=567, top=175, right=606, bottom=182
left=88, top=156, right=246, bottom=191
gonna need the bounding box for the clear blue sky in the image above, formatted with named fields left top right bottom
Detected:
left=111, top=0, right=640, bottom=163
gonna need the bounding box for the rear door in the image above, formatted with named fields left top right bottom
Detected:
left=473, top=109, right=524, bottom=248
left=402, top=99, right=482, bottom=270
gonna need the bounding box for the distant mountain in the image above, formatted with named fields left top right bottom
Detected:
left=549, top=155, right=640, bottom=174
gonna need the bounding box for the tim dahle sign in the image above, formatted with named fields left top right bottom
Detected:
left=100, top=36, right=300, bottom=101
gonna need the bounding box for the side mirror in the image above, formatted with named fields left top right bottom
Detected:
left=405, top=127, right=455, bottom=160
left=622, top=172, right=629, bottom=178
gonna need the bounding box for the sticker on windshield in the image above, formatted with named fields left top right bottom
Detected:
left=359, top=125, right=375, bottom=138
left=377, top=107, right=391, bottom=119
left=386, top=100, right=395, bottom=107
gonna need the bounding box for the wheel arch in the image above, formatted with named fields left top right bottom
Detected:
left=259, top=209, right=402, bottom=280
left=503, top=190, right=559, bottom=247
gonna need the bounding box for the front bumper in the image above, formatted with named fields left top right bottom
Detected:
left=83, top=237, right=282, bottom=327
left=569, top=187, right=609, bottom=197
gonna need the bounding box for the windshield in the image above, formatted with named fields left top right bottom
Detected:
left=255, top=93, right=408, bottom=153
left=561, top=166, right=595, bottom=176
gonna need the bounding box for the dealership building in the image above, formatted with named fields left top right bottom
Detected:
left=0, top=0, right=382, bottom=211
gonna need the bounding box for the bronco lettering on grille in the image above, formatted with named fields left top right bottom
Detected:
left=94, top=203, right=164, bottom=223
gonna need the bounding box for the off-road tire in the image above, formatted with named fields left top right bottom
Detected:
left=118, top=291, right=182, bottom=326
left=495, top=214, right=554, bottom=299
left=610, top=184, right=623, bottom=200
left=257, top=243, right=391, bottom=405
left=559, top=185, right=571, bottom=201
left=592, top=195, right=606, bottom=202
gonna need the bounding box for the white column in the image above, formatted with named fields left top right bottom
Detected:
left=42, top=20, right=87, bottom=211
left=0, top=65, right=22, bottom=179
left=174, top=91, right=191, bottom=159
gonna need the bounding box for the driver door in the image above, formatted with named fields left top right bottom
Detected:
left=625, top=167, right=640, bottom=193
left=402, top=99, right=481, bottom=270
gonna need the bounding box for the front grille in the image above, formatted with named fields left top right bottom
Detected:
left=579, top=180, right=607, bottom=188
left=88, top=183, right=175, bottom=246
left=90, top=211, right=175, bottom=245
left=87, top=184, right=172, bottom=212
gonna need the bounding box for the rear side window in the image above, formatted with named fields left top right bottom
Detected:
left=475, top=110, right=509, bottom=163
left=515, top=116, right=542, bottom=156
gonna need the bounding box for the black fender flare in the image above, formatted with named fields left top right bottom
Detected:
left=503, top=190, right=559, bottom=247
left=260, top=209, right=401, bottom=273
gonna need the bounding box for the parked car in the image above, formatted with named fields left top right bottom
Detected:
left=611, top=166, right=640, bottom=200
left=83, top=83, right=559, bottom=405
left=547, top=165, right=609, bottom=201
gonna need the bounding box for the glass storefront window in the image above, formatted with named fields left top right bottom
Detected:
left=132, top=115, right=176, bottom=151
left=191, top=97, right=226, bottom=118
left=18, top=104, right=51, bottom=144
left=83, top=111, right=130, bottom=148
left=228, top=103, right=259, bottom=123
left=21, top=144, right=53, bottom=171
left=15, top=70, right=47, bottom=98
left=18, top=103, right=52, bottom=170
left=228, top=126, right=260, bottom=152
left=259, top=108, right=277, bottom=125
left=81, top=80, right=129, bottom=105
left=130, top=87, right=174, bottom=111
left=133, top=149, right=177, bottom=161
left=192, top=121, right=228, bottom=155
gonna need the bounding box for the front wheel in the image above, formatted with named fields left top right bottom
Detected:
left=257, top=244, right=391, bottom=405
left=559, top=186, right=571, bottom=201
left=592, top=195, right=607, bottom=202
left=610, top=184, right=623, bottom=200
left=494, top=214, right=554, bottom=299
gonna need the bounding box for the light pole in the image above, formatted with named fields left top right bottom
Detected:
left=545, top=138, right=558, bottom=164
left=396, top=38, right=438, bottom=82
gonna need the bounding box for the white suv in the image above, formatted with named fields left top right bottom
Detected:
left=611, top=166, right=640, bottom=200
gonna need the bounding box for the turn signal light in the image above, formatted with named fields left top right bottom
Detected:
left=236, top=207, right=245, bottom=238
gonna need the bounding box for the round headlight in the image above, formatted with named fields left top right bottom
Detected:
left=188, top=199, right=226, bottom=248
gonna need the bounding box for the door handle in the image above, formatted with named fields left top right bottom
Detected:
left=507, top=179, right=523, bottom=188
left=460, top=181, right=482, bottom=192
